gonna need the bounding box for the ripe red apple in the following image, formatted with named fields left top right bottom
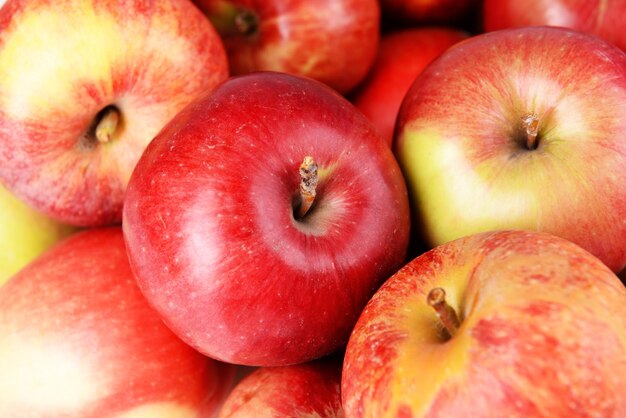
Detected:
left=0, top=228, right=235, bottom=417
left=351, top=27, right=468, bottom=146
left=218, top=357, right=343, bottom=417
left=123, top=71, right=411, bottom=366
left=380, top=0, right=479, bottom=24
left=192, top=0, right=379, bottom=94
left=483, top=0, right=626, bottom=52
left=394, top=26, right=626, bottom=272
left=343, top=230, right=626, bottom=417
left=0, top=0, right=228, bottom=227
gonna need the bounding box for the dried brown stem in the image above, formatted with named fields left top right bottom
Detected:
left=521, top=113, right=539, bottom=150
left=427, top=287, right=460, bottom=338
left=297, top=156, right=318, bottom=218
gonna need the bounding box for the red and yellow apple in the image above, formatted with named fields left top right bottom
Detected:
left=0, top=228, right=235, bottom=418
left=395, top=26, right=626, bottom=272
left=123, top=72, right=411, bottom=366
left=343, top=230, right=626, bottom=417
left=0, top=0, right=228, bottom=226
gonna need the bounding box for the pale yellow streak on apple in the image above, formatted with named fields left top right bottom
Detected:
left=0, top=3, right=122, bottom=119
left=0, top=336, right=106, bottom=414
left=116, top=403, right=197, bottom=418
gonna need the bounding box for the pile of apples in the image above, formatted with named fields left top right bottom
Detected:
left=2, top=0, right=626, bottom=417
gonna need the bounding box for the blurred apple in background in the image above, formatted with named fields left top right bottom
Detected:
left=343, top=230, right=626, bottom=417
left=218, top=357, right=343, bottom=417
left=123, top=72, right=411, bottom=367
left=380, top=0, right=479, bottom=24
left=351, top=27, right=468, bottom=146
left=0, top=228, right=235, bottom=418
left=192, top=0, right=379, bottom=94
left=395, top=26, right=626, bottom=272
left=0, top=0, right=228, bottom=227
left=483, top=0, right=626, bottom=52
left=0, top=183, right=74, bottom=285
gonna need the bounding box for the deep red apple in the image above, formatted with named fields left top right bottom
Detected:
left=394, top=26, right=626, bottom=272
left=123, top=71, right=411, bottom=367
left=483, top=0, right=626, bottom=52
left=218, top=357, right=343, bottom=417
left=0, top=228, right=235, bottom=417
left=380, top=0, right=479, bottom=24
left=351, top=27, right=468, bottom=146
left=192, top=0, right=379, bottom=94
left=0, top=0, right=228, bottom=226
left=343, top=230, right=626, bottom=417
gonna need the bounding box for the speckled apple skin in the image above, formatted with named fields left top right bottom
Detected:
left=343, top=230, right=626, bottom=418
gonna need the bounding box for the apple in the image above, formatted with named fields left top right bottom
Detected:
left=483, top=0, right=626, bottom=53
left=0, top=182, right=74, bottom=285
left=0, top=227, right=235, bottom=418
left=351, top=27, right=468, bottom=147
left=0, top=0, right=228, bottom=227
left=380, top=0, right=479, bottom=24
left=343, top=230, right=626, bottom=417
left=123, top=71, right=411, bottom=366
left=218, top=357, right=343, bottom=417
left=394, top=26, right=626, bottom=273
left=192, top=0, right=379, bottom=94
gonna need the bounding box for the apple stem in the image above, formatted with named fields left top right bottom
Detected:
left=234, top=9, right=258, bottom=36
left=427, top=287, right=460, bottom=338
left=521, top=113, right=539, bottom=150
left=297, top=156, right=318, bottom=218
left=95, top=106, right=120, bottom=144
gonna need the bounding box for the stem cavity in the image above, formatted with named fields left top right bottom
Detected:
left=427, top=287, right=460, bottom=338
left=297, top=156, right=318, bottom=219
left=521, top=112, right=539, bottom=150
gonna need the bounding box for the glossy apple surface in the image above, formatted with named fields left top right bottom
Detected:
left=193, top=0, right=379, bottom=94
left=218, top=357, right=343, bottom=417
left=483, top=0, right=626, bottom=52
left=0, top=0, right=228, bottom=226
left=380, top=0, right=479, bottom=23
left=123, top=71, right=411, bottom=366
left=343, top=230, right=626, bottom=417
left=0, top=182, right=74, bottom=285
left=0, top=228, right=235, bottom=418
left=395, top=26, right=626, bottom=272
left=352, top=27, right=468, bottom=146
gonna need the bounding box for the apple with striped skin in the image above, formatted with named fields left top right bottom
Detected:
left=0, top=228, right=235, bottom=418
left=0, top=183, right=73, bottom=285
left=0, top=0, right=228, bottom=227
left=483, top=0, right=626, bottom=53
left=218, top=358, right=343, bottom=417
left=352, top=27, right=468, bottom=146
left=395, top=26, right=626, bottom=272
left=343, top=230, right=626, bottom=417
left=192, top=0, right=379, bottom=94
left=123, top=72, right=411, bottom=367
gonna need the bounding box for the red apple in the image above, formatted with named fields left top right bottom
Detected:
left=192, top=0, right=379, bottom=94
left=0, top=0, right=228, bottom=227
left=394, top=26, right=626, bottom=272
left=483, top=0, right=626, bottom=53
left=380, top=0, right=479, bottom=24
left=218, top=357, right=343, bottom=417
left=123, top=71, right=411, bottom=366
left=343, top=230, right=626, bottom=417
left=0, top=228, right=235, bottom=417
left=351, top=27, right=468, bottom=146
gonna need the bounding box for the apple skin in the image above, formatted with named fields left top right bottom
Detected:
left=343, top=230, right=626, bottom=417
left=0, top=228, right=236, bottom=418
left=192, top=0, right=379, bottom=94
left=351, top=27, right=468, bottom=147
left=0, top=182, right=74, bottom=285
left=0, top=0, right=228, bottom=227
left=483, top=0, right=626, bottom=53
left=218, top=357, right=343, bottom=417
left=394, top=26, right=626, bottom=273
left=123, top=71, right=411, bottom=367
left=380, top=0, right=479, bottom=24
